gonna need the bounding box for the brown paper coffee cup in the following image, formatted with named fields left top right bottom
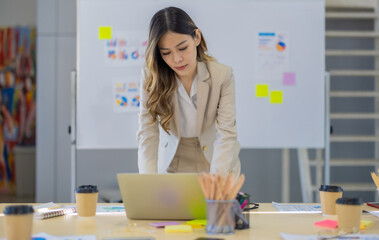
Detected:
left=4, top=205, right=34, bottom=240
left=336, top=197, right=363, bottom=233
left=75, top=185, right=98, bottom=217
left=319, top=185, right=343, bottom=215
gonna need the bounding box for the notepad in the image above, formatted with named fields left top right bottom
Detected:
left=33, top=202, right=61, bottom=213
left=150, top=221, right=180, bottom=228
left=314, top=219, right=338, bottom=228
left=165, top=225, right=193, bottom=233
left=34, top=207, right=77, bottom=220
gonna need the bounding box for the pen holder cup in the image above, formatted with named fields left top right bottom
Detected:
left=206, top=199, right=235, bottom=235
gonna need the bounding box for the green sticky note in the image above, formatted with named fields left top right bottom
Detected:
left=186, top=219, right=207, bottom=226
left=270, top=90, right=283, bottom=104
left=256, top=84, right=269, bottom=97
left=98, top=26, right=112, bottom=40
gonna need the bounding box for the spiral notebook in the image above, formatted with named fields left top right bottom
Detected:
left=34, top=207, right=77, bottom=220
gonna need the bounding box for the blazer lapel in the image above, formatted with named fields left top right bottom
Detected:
left=172, top=90, right=181, bottom=138
left=196, top=61, right=210, bottom=137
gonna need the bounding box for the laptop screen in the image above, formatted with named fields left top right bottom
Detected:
left=117, top=173, right=206, bottom=220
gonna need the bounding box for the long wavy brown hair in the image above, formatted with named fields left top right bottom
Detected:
left=144, top=7, right=213, bottom=134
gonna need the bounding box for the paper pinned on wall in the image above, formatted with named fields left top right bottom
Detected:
left=256, top=84, right=269, bottom=97
left=270, top=91, right=283, bottom=104
left=113, top=79, right=140, bottom=113
left=98, top=26, right=112, bottom=40
left=104, top=30, right=147, bottom=67
left=256, top=32, right=290, bottom=74
left=283, top=72, right=296, bottom=86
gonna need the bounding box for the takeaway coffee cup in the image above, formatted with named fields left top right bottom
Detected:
left=75, top=185, right=98, bottom=217
left=319, top=185, right=343, bottom=215
left=336, top=197, right=363, bottom=233
left=3, top=205, right=34, bottom=240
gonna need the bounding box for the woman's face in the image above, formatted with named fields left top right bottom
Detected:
left=158, top=30, right=201, bottom=81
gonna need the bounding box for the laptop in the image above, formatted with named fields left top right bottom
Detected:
left=117, top=173, right=206, bottom=220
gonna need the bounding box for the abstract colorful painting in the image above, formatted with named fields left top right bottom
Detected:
left=0, top=27, right=36, bottom=194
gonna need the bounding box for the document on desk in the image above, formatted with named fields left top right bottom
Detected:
left=0, top=232, right=97, bottom=240
left=96, top=205, right=125, bottom=213
left=62, top=205, right=125, bottom=213
left=369, top=210, right=379, bottom=219
left=272, top=202, right=322, bottom=212
left=280, top=233, right=379, bottom=240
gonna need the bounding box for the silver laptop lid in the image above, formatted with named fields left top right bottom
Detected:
left=117, top=173, right=206, bottom=220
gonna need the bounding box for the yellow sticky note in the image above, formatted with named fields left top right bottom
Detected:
left=270, top=90, right=283, bottom=104
left=165, top=225, right=193, bottom=233
left=256, top=84, right=269, bottom=97
left=185, top=224, right=204, bottom=229
left=98, top=26, right=112, bottom=40
left=361, top=220, right=373, bottom=230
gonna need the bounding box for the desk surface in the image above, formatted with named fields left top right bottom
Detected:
left=0, top=203, right=378, bottom=239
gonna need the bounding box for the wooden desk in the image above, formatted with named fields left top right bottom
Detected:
left=0, top=203, right=378, bottom=239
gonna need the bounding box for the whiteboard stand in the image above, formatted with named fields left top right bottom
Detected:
left=315, top=148, right=323, bottom=203
left=282, top=149, right=290, bottom=202
left=70, top=70, right=77, bottom=203
left=324, top=71, right=331, bottom=185
left=298, top=149, right=312, bottom=203
left=296, top=72, right=330, bottom=203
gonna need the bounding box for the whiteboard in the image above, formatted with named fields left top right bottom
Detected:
left=77, top=0, right=325, bottom=149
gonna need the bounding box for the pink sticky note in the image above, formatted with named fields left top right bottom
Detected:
left=283, top=72, right=296, bottom=85
left=150, top=221, right=180, bottom=228
left=314, top=219, right=338, bottom=228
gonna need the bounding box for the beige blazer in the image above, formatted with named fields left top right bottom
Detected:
left=137, top=61, right=241, bottom=175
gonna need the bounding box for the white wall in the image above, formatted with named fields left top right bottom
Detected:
left=0, top=0, right=36, bottom=26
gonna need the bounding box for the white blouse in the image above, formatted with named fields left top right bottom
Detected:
left=176, top=75, right=198, bottom=138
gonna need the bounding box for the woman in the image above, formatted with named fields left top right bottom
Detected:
left=137, top=6, right=241, bottom=175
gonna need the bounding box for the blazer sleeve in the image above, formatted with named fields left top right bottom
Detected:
left=211, top=68, right=239, bottom=175
left=137, top=70, right=159, bottom=173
